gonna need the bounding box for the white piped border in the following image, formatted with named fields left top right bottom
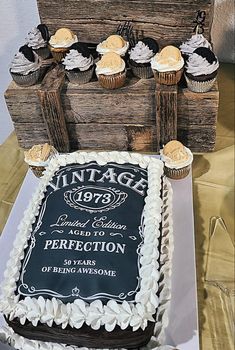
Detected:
left=0, top=151, right=172, bottom=337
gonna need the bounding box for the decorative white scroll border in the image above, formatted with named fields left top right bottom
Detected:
left=0, top=151, right=165, bottom=333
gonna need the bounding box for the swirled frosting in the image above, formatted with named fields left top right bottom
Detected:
left=24, top=144, right=58, bottom=167
left=97, top=35, right=129, bottom=56
left=26, top=27, right=47, bottom=49
left=96, top=52, right=125, bottom=75
left=10, top=51, right=40, bottom=75
left=186, top=52, right=219, bottom=76
left=62, top=49, right=94, bottom=71
left=129, top=41, right=154, bottom=63
left=151, top=46, right=184, bottom=72
left=180, top=34, right=212, bottom=56
left=49, top=28, right=78, bottom=48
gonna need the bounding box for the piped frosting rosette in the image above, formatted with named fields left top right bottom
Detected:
left=180, top=33, right=212, bottom=57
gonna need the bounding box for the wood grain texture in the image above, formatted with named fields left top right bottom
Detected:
left=156, top=84, right=178, bottom=147
left=37, top=0, right=214, bottom=46
left=5, top=76, right=219, bottom=152
left=38, top=65, right=70, bottom=152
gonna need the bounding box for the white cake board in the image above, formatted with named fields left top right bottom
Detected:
left=0, top=168, right=199, bottom=350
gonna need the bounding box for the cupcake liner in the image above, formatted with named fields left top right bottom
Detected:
left=185, top=74, right=217, bottom=92
left=153, top=68, right=184, bottom=85
left=49, top=45, right=70, bottom=62
left=10, top=69, right=40, bottom=87
left=34, top=46, right=51, bottom=60
left=164, top=165, right=191, bottom=180
left=29, top=165, right=46, bottom=178
left=97, top=70, right=126, bottom=89
left=65, top=66, right=94, bottom=85
left=129, top=62, right=153, bottom=79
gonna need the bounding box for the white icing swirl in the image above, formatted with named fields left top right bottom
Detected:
left=10, top=52, right=40, bottom=75
left=180, top=34, right=212, bottom=56
left=151, top=54, right=184, bottom=72
left=95, top=60, right=125, bottom=76
left=26, top=27, right=47, bottom=49
left=62, top=50, right=94, bottom=71
left=0, top=151, right=173, bottom=337
left=129, top=41, right=154, bottom=63
left=186, top=52, right=219, bottom=76
left=96, top=41, right=129, bottom=56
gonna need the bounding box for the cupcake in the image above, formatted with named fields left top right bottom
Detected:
left=185, top=47, right=219, bottom=92
left=96, top=34, right=129, bottom=57
left=10, top=45, right=41, bottom=86
left=26, top=24, right=51, bottom=59
left=96, top=52, right=126, bottom=89
left=129, top=38, right=159, bottom=79
left=24, top=143, right=58, bottom=178
left=62, top=43, right=94, bottom=84
left=151, top=46, right=184, bottom=85
left=49, top=28, right=78, bottom=62
left=160, top=140, right=193, bottom=180
left=180, top=33, right=212, bottom=59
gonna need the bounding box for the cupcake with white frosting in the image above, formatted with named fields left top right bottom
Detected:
left=185, top=47, right=219, bottom=92
left=24, top=143, right=58, bottom=177
left=10, top=45, right=41, bottom=86
left=96, top=34, right=129, bottom=57
left=62, top=43, right=94, bottom=85
left=96, top=52, right=126, bottom=89
left=26, top=24, right=50, bottom=59
left=161, top=140, right=193, bottom=179
left=129, top=38, right=159, bottom=79
left=49, top=28, right=78, bottom=62
left=151, top=46, right=184, bottom=85
left=180, top=33, right=212, bottom=59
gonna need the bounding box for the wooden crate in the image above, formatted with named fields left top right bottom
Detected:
left=5, top=0, right=219, bottom=153
left=5, top=66, right=219, bottom=153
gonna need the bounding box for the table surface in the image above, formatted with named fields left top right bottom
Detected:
left=0, top=63, right=234, bottom=350
left=0, top=168, right=198, bottom=350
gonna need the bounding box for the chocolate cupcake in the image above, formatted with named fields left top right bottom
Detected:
left=160, top=140, right=193, bottom=180
left=10, top=45, right=41, bottom=86
left=129, top=38, right=159, bottom=79
left=151, top=46, right=184, bottom=85
left=96, top=34, right=129, bottom=57
left=26, top=24, right=50, bottom=59
left=96, top=52, right=126, bottom=89
left=185, top=47, right=219, bottom=92
left=49, top=28, right=78, bottom=62
left=24, top=143, right=58, bottom=178
left=62, top=43, right=94, bottom=84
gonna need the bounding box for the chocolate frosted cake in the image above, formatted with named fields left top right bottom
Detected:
left=0, top=151, right=173, bottom=349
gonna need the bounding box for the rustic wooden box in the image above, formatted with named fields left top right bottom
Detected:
left=5, top=0, right=219, bottom=153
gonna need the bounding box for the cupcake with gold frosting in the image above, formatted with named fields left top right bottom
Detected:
left=96, top=34, right=129, bottom=56
left=49, top=28, right=78, bottom=62
left=96, top=52, right=126, bottom=89
left=160, top=140, right=193, bottom=179
left=151, top=45, right=184, bottom=85
left=24, top=143, right=58, bottom=177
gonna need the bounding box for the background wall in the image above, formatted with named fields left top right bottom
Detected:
left=0, top=0, right=234, bottom=144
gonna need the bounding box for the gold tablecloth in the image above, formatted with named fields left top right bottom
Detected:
left=0, top=63, right=234, bottom=349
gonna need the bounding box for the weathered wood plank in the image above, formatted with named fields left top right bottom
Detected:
left=38, top=65, right=70, bottom=152
left=178, top=126, right=216, bottom=152
left=156, top=84, right=178, bottom=147
left=37, top=0, right=214, bottom=45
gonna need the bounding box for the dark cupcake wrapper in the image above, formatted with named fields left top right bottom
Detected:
left=129, top=62, right=153, bottom=79
left=164, top=165, right=191, bottom=179
left=153, top=67, right=184, bottom=85
left=49, top=45, right=70, bottom=62
left=97, top=70, right=126, bottom=89
left=10, top=69, right=40, bottom=86
left=65, top=66, right=94, bottom=85
left=33, top=46, right=51, bottom=60
left=29, top=165, right=46, bottom=178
